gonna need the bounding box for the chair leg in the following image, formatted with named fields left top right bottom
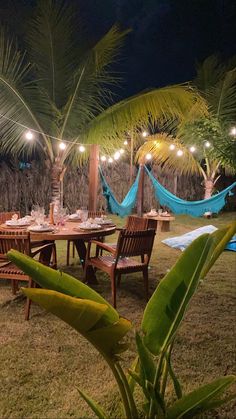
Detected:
left=11, top=280, right=18, bottom=295
left=25, top=278, right=34, bottom=321
left=66, top=241, right=70, bottom=266
left=52, top=243, right=57, bottom=269
left=111, top=273, right=117, bottom=308
left=72, top=242, right=75, bottom=258
left=143, top=268, right=149, bottom=302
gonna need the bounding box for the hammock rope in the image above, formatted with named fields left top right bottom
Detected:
left=145, top=166, right=236, bottom=217
left=99, top=167, right=141, bottom=217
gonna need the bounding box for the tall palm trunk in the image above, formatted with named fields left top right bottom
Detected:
left=203, top=178, right=215, bottom=199
left=51, top=158, right=66, bottom=204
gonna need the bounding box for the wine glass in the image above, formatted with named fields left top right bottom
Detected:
left=80, top=207, right=88, bottom=222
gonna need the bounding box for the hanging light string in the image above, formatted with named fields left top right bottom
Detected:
left=0, top=111, right=127, bottom=161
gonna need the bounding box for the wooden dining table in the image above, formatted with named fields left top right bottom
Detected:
left=0, top=221, right=116, bottom=284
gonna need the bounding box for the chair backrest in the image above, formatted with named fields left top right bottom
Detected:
left=88, top=210, right=105, bottom=218
left=0, top=211, right=21, bottom=224
left=0, top=230, right=30, bottom=260
left=126, top=215, right=149, bottom=231
left=116, top=229, right=156, bottom=261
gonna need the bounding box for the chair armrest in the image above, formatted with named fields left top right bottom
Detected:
left=90, top=240, right=116, bottom=255
left=115, top=227, right=125, bottom=231
left=30, top=242, right=55, bottom=258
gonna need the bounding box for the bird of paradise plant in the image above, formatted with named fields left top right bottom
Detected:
left=7, top=221, right=236, bottom=418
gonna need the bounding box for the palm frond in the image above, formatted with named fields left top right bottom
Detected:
left=0, top=29, right=55, bottom=160
left=26, top=0, right=77, bottom=108
left=84, top=85, right=207, bottom=145
left=59, top=26, right=128, bottom=140
left=207, top=68, right=236, bottom=122
left=135, top=133, right=202, bottom=176
left=195, top=55, right=225, bottom=92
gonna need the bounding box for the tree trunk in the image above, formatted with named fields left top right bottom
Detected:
left=51, top=158, right=66, bottom=203
left=204, top=178, right=214, bottom=199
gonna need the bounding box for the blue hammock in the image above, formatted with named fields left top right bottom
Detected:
left=99, top=167, right=140, bottom=217
left=145, top=166, right=236, bottom=217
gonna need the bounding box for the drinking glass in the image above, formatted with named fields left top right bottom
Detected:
left=80, top=207, right=88, bottom=222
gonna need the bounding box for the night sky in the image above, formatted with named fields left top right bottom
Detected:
left=1, top=0, right=236, bottom=99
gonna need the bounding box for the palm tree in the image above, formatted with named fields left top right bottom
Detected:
left=137, top=56, right=236, bottom=199
left=0, top=0, right=207, bottom=204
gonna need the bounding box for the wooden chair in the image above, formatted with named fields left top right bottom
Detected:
left=0, top=230, right=57, bottom=320
left=0, top=211, right=54, bottom=251
left=0, top=211, right=21, bottom=224
left=110, top=215, right=157, bottom=252
left=84, top=228, right=156, bottom=308
left=66, top=210, right=105, bottom=265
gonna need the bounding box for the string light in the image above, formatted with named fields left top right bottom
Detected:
left=114, top=151, right=120, bottom=160
left=230, top=127, right=236, bottom=136
left=25, top=130, right=34, bottom=140
left=169, top=144, right=175, bottom=150
left=59, top=142, right=66, bottom=150
left=145, top=153, right=152, bottom=160
left=189, top=146, right=196, bottom=153
left=124, top=140, right=128, bottom=145
left=119, top=148, right=124, bottom=154
left=108, top=157, right=113, bottom=163
left=100, top=155, right=106, bottom=162
left=204, top=141, right=211, bottom=148
left=177, top=149, right=183, bottom=156
left=79, top=145, right=85, bottom=152
left=142, top=131, right=148, bottom=137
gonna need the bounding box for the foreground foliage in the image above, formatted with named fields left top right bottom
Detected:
left=8, top=222, right=236, bottom=418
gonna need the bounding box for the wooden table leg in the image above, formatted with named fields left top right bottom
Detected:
left=74, top=239, right=98, bottom=284
left=161, top=221, right=170, bottom=232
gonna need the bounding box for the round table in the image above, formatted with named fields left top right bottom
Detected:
left=0, top=221, right=116, bottom=283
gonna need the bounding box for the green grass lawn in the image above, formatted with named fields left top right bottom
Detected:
left=0, top=212, right=236, bottom=418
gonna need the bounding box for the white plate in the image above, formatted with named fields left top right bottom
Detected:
left=78, top=224, right=102, bottom=230
left=5, top=221, right=31, bottom=227
left=28, top=226, right=54, bottom=232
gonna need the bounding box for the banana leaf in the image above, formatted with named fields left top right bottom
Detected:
left=141, top=234, right=213, bottom=355
left=7, top=249, right=118, bottom=324
left=22, top=288, right=132, bottom=358
left=166, top=375, right=236, bottom=419
left=201, top=221, right=236, bottom=278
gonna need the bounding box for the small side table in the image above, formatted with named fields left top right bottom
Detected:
left=144, top=214, right=175, bottom=232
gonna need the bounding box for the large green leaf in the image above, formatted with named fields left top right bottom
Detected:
left=7, top=249, right=118, bottom=324
left=166, top=375, right=236, bottom=419
left=135, top=333, right=156, bottom=385
left=22, top=288, right=131, bottom=358
left=77, top=387, right=109, bottom=419
left=141, top=234, right=213, bottom=355
left=201, top=222, right=236, bottom=278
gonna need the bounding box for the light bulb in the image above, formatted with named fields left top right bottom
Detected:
left=142, top=131, right=148, bottom=137
left=190, top=146, right=196, bottom=153
left=25, top=130, right=34, bottom=140
left=230, top=127, right=236, bottom=136
left=169, top=144, right=175, bottom=150
left=108, top=157, right=113, bottom=163
left=119, top=148, right=124, bottom=154
left=124, top=140, right=128, bottom=145
left=114, top=151, right=120, bottom=160
left=101, top=155, right=106, bottom=162
left=177, top=149, right=183, bottom=156
left=145, top=153, right=152, bottom=160
left=204, top=141, right=211, bottom=148
left=79, top=145, right=85, bottom=152
left=59, top=142, right=66, bottom=150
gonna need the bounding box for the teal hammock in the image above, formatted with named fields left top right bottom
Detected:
left=145, top=166, right=236, bottom=217
left=99, top=167, right=140, bottom=217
